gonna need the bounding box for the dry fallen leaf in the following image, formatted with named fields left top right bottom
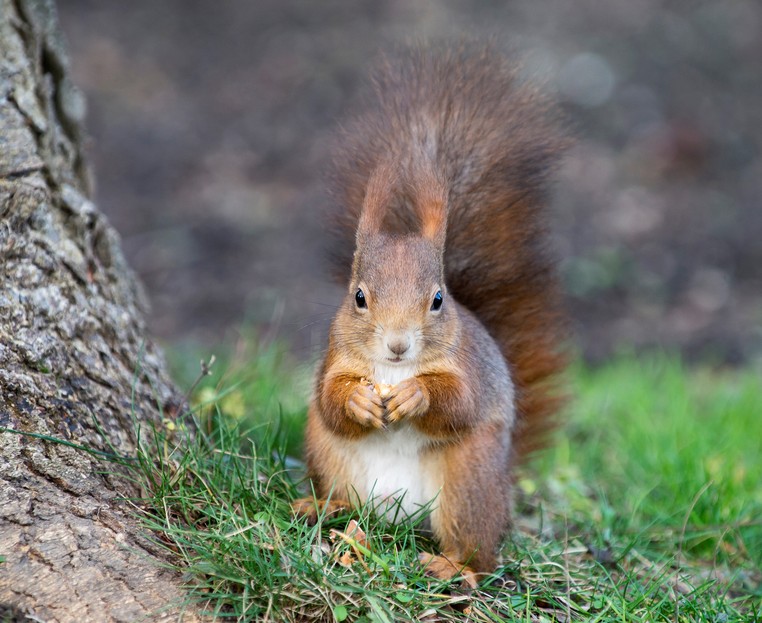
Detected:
left=344, top=519, right=367, bottom=548
left=330, top=519, right=372, bottom=572
left=337, top=551, right=355, bottom=567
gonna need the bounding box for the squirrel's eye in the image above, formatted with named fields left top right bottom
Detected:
left=355, top=289, right=367, bottom=309
left=430, top=290, right=443, bottom=311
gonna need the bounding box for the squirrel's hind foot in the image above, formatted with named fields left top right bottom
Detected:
left=418, top=551, right=479, bottom=589
left=291, top=497, right=352, bottom=525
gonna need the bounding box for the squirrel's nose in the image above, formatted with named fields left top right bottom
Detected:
left=386, top=334, right=411, bottom=357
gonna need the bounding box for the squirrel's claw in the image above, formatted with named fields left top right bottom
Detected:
left=347, top=383, right=386, bottom=428
left=292, top=497, right=351, bottom=525
left=419, top=552, right=479, bottom=589
left=385, top=377, right=430, bottom=423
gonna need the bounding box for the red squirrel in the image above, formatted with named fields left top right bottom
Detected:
left=295, top=45, right=568, bottom=586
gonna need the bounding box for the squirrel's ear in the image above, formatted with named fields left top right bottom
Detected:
left=356, top=162, right=397, bottom=247
left=410, top=159, right=448, bottom=249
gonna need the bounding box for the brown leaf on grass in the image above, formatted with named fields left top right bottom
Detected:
left=329, top=519, right=368, bottom=549
left=344, top=519, right=367, bottom=548
left=330, top=519, right=371, bottom=572
left=337, top=551, right=355, bottom=567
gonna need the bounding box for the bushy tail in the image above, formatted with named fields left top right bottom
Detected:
left=328, top=43, right=569, bottom=462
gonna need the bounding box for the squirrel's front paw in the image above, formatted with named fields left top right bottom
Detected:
left=386, top=377, right=430, bottom=423
left=346, top=383, right=386, bottom=428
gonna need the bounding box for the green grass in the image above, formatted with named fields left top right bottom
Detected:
left=167, top=333, right=309, bottom=455
left=538, top=358, right=762, bottom=568
left=132, top=345, right=761, bottom=621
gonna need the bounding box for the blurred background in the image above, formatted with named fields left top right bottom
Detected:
left=58, top=0, right=762, bottom=365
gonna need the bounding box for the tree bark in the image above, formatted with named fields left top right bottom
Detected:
left=0, top=1, right=201, bottom=620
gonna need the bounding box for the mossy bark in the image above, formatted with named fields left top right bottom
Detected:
left=0, top=1, right=200, bottom=620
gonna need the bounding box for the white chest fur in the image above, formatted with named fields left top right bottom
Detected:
left=344, top=424, right=442, bottom=520
left=373, top=362, right=417, bottom=386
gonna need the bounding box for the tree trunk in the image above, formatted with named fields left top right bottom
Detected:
left=0, top=1, right=201, bottom=620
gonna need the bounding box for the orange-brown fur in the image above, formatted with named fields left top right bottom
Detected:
left=299, top=44, right=567, bottom=584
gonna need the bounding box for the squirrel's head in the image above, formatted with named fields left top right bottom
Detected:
left=335, top=160, right=458, bottom=368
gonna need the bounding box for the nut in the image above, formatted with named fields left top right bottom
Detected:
left=373, top=383, right=393, bottom=398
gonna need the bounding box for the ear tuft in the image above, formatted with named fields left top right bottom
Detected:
left=408, top=158, right=448, bottom=248
left=356, top=161, right=398, bottom=246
